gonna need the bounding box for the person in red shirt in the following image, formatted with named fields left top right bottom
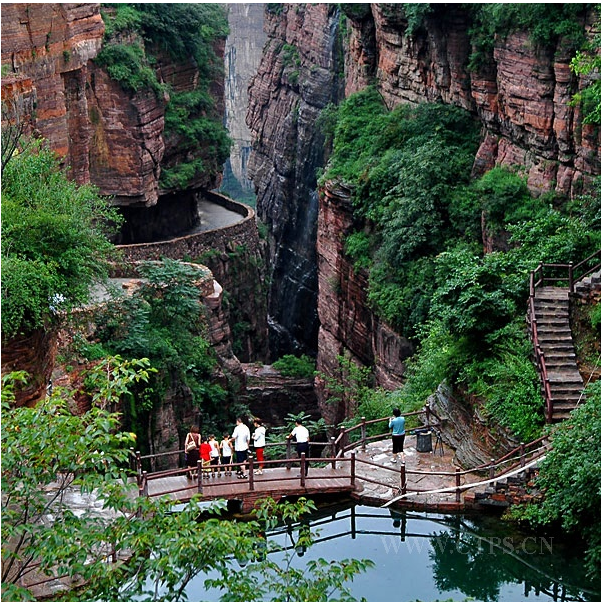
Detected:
left=199, top=437, right=212, bottom=478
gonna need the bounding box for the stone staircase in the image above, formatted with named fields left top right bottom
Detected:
left=532, top=287, right=585, bottom=422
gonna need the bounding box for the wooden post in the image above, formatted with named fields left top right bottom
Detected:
left=455, top=467, right=461, bottom=503
left=300, top=453, right=306, bottom=486
left=350, top=503, right=357, bottom=539
left=350, top=450, right=356, bottom=488
left=425, top=402, right=431, bottom=427
left=142, top=471, right=148, bottom=497
left=286, top=438, right=292, bottom=468
left=400, top=462, right=407, bottom=496
left=489, top=459, right=495, bottom=480
left=340, top=426, right=347, bottom=453
left=330, top=436, right=336, bottom=469
left=248, top=456, right=255, bottom=491
left=568, top=261, right=574, bottom=293
left=197, top=460, right=202, bottom=490
left=520, top=443, right=526, bottom=468
left=361, top=417, right=367, bottom=451
left=136, top=451, right=142, bottom=488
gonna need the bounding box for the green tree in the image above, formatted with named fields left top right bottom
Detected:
left=1, top=140, right=121, bottom=339
left=1, top=371, right=372, bottom=602
left=87, top=259, right=227, bottom=437
left=508, top=385, right=601, bottom=579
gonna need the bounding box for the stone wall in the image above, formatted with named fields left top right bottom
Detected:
left=115, top=191, right=269, bottom=362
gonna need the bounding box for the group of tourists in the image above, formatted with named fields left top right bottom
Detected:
left=184, top=410, right=404, bottom=480
left=184, top=417, right=268, bottom=480
left=184, top=416, right=311, bottom=479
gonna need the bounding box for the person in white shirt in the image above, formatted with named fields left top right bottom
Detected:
left=208, top=434, right=221, bottom=477
left=220, top=433, right=233, bottom=476
left=231, top=417, right=251, bottom=478
left=287, top=419, right=310, bottom=476
left=252, top=418, right=266, bottom=475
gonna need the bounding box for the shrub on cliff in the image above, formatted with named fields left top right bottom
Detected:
left=98, top=3, right=231, bottom=189
left=1, top=140, right=121, bottom=340
left=508, top=385, right=601, bottom=580
left=82, top=259, right=227, bottom=443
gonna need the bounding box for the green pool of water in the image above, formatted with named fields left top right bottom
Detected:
left=187, top=501, right=599, bottom=602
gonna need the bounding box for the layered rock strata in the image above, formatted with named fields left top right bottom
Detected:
left=0, top=3, right=226, bottom=206
left=316, top=181, right=412, bottom=425
left=246, top=3, right=343, bottom=359
left=344, top=4, right=600, bottom=195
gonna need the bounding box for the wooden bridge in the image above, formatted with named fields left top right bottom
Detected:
left=132, top=406, right=550, bottom=513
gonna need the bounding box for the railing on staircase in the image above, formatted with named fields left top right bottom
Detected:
left=527, top=250, right=601, bottom=423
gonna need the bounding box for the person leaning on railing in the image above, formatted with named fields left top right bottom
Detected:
left=287, top=419, right=310, bottom=476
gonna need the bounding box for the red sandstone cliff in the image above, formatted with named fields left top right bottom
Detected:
left=1, top=3, right=224, bottom=206
left=345, top=4, right=600, bottom=196
left=245, top=4, right=600, bottom=427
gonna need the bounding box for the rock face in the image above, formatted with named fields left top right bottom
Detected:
left=245, top=4, right=600, bottom=432
left=224, top=4, right=267, bottom=194
left=0, top=3, right=225, bottom=207
left=246, top=4, right=343, bottom=359
left=344, top=4, right=600, bottom=196
left=316, top=181, right=413, bottom=425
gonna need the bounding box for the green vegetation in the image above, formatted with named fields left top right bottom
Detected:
left=321, top=87, right=599, bottom=443
left=94, top=42, right=164, bottom=95
left=2, top=371, right=371, bottom=602
left=97, top=4, right=231, bottom=189
left=1, top=140, right=121, bottom=339
left=80, top=259, right=227, bottom=442
left=508, top=385, right=601, bottom=579
left=272, top=354, right=316, bottom=379
left=570, top=29, right=601, bottom=125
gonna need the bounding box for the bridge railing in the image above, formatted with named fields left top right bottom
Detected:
left=135, top=431, right=548, bottom=504
left=332, top=404, right=440, bottom=457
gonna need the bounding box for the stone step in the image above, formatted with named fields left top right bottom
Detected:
left=537, top=332, right=573, bottom=348
left=537, top=342, right=575, bottom=352
left=537, top=323, right=573, bottom=337
left=533, top=299, right=569, bottom=313
left=535, top=287, right=568, bottom=299
left=535, top=316, right=570, bottom=323
left=552, top=401, right=581, bottom=411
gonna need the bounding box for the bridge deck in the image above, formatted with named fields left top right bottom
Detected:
left=142, top=466, right=356, bottom=510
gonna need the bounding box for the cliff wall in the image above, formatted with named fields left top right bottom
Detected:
left=344, top=4, right=600, bottom=196
left=246, top=3, right=343, bottom=359
left=0, top=3, right=224, bottom=207
left=245, top=4, right=600, bottom=428
left=224, top=3, right=267, bottom=194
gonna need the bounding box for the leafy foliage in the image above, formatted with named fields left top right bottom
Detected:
left=1, top=140, right=121, bottom=339
left=209, top=496, right=375, bottom=602
left=88, top=259, right=226, bottom=438
left=94, top=42, right=164, bottom=95
left=272, top=354, right=316, bottom=379
left=570, top=27, right=601, bottom=125
left=508, top=385, right=601, bottom=579
left=467, top=3, right=592, bottom=69
left=98, top=3, right=231, bottom=189
left=2, top=372, right=371, bottom=602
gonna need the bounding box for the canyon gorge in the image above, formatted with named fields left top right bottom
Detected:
left=1, top=3, right=599, bottom=465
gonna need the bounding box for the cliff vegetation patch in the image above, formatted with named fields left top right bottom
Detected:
left=96, top=3, right=231, bottom=189
left=320, top=87, right=599, bottom=443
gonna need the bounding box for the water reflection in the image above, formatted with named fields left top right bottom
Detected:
left=189, top=502, right=599, bottom=602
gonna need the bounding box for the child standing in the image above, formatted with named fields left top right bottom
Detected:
left=252, top=418, right=266, bottom=475
left=199, top=437, right=212, bottom=478
left=220, top=433, right=233, bottom=476
left=208, top=434, right=220, bottom=477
